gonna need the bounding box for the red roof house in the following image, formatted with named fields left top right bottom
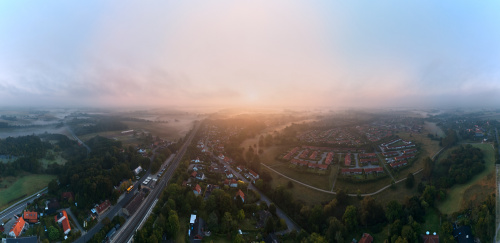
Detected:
left=96, top=200, right=111, bottom=215
left=9, top=217, right=26, bottom=238
left=193, top=184, right=202, bottom=196
left=359, top=233, right=373, bottom=243
left=235, top=189, right=245, bottom=202
left=23, top=211, right=38, bottom=224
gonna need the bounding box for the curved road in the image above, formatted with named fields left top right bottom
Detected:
left=262, top=147, right=445, bottom=197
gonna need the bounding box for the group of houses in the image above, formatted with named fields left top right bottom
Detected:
left=290, top=159, right=328, bottom=170
left=341, top=167, right=384, bottom=175
left=379, top=138, right=415, bottom=151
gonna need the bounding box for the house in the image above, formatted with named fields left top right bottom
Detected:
left=23, top=211, right=38, bottom=224
left=193, top=184, right=202, bottom=196
left=9, top=217, right=26, bottom=238
left=61, top=192, right=74, bottom=201
left=62, top=216, right=71, bottom=234
left=390, top=161, right=408, bottom=168
left=54, top=210, right=71, bottom=234
left=230, top=179, right=238, bottom=188
left=236, top=166, right=243, bottom=172
left=55, top=210, right=67, bottom=223
left=46, top=198, right=60, bottom=214
left=345, top=153, right=352, bottom=166
left=364, top=167, right=384, bottom=174
left=291, top=159, right=308, bottom=166
left=453, top=225, right=474, bottom=243
left=191, top=171, right=198, bottom=178
left=218, top=154, right=225, bottom=160
left=249, top=170, right=259, bottom=180
left=325, top=152, right=334, bottom=165
left=225, top=171, right=234, bottom=179
left=422, top=233, right=439, bottom=243
left=195, top=172, right=206, bottom=180
left=96, top=200, right=111, bottom=215
left=133, top=166, right=143, bottom=175
left=192, top=157, right=201, bottom=163
left=359, top=233, right=373, bottom=243
left=360, top=153, right=377, bottom=158
left=235, top=189, right=245, bottom=202
left=341, top=168, right=363, bottom=175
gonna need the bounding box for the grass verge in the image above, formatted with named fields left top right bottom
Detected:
left=0, top=174, right=56, bottom=211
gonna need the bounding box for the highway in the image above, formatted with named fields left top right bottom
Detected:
left=0, top=188, right=47, bottom=225
left=113, top=121, right=200, bottom=243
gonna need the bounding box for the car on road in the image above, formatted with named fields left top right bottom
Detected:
left=37, top=194, right=41, bottom=197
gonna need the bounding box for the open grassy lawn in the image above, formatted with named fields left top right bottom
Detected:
left=264, top=163, right=331, bottom=190
left=422, top=207, right=441, bottom=234
left=372, top=172, right=423, bottom=206
left=437, top=143, right=496, bottom=215
left=334, top=176, right=394, bottom=195
left=39, top=151, right=67, bottom=168
left=0, top=174, right=56, bottom=211
left=262, top=166, right=335, bottom=205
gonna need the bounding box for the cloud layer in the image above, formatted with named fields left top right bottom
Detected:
left=1, top=0, right=500, bottom=108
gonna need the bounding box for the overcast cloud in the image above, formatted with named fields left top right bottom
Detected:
left=1, top=0, right=500, bottom=108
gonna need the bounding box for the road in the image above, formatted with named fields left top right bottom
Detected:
left=112, top=121, right=201, bottom=243
left=216, top=158, right=301, bottom=233
left=0, top=188, right=47, bottom=224
left=65, top=125, right=91, bottom=154
left=75, top=123, right=199, bottom=243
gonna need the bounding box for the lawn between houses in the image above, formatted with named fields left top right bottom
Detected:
left=437, top=143, right=496, bottom=215
left=0, top=174, right=56, bottom=211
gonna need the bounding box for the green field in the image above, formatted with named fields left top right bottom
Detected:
left=39, top=151, right=67, bottom=168
left=0, top=174, right=56, bottom=211
left=437, top=143, right=496, bottom=215
left=422, top=207, right=441, bottom=234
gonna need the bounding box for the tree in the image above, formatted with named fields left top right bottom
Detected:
left=48, top=179, right=59, bottom=195
left=167, top=211, right=180, bottom=239
left=386, top=200, right=403, bottom=223
left=336, top=189, right=348, bottom=205
left=423, top=157, right=434, bottom=179
left=303, top=232, right=327, bottom=243
left=405, top=173, right=415, bottom=188
left=342, top=205, right=358, bottom=231
left=233, top=233, right=244, bottom=243
left=222, top=212, right=233, bottom=233
left=48, top=226, right=59, bottom=241
left=207, top=212, right=219, bottom=232
left=269, top=203, right=277, bottom=216
left=237, top=209, right=245, bottom=221
left=360, top=196, right=385, bottom=226
left=264, top=218, right=275, bottom=234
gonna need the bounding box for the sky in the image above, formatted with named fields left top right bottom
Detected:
left=1, top=0, right=500, bottom=109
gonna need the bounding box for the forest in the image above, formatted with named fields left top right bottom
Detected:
left=432, top=144, right=485, bottom=188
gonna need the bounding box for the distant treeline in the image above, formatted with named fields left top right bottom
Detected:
left=70, top=117, right=128, bottom=136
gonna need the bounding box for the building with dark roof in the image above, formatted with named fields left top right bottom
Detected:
left=453, top=225, right=474, bottom=243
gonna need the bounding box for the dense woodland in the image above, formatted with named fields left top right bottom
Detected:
left=0, top=135, right=81, bottom=176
